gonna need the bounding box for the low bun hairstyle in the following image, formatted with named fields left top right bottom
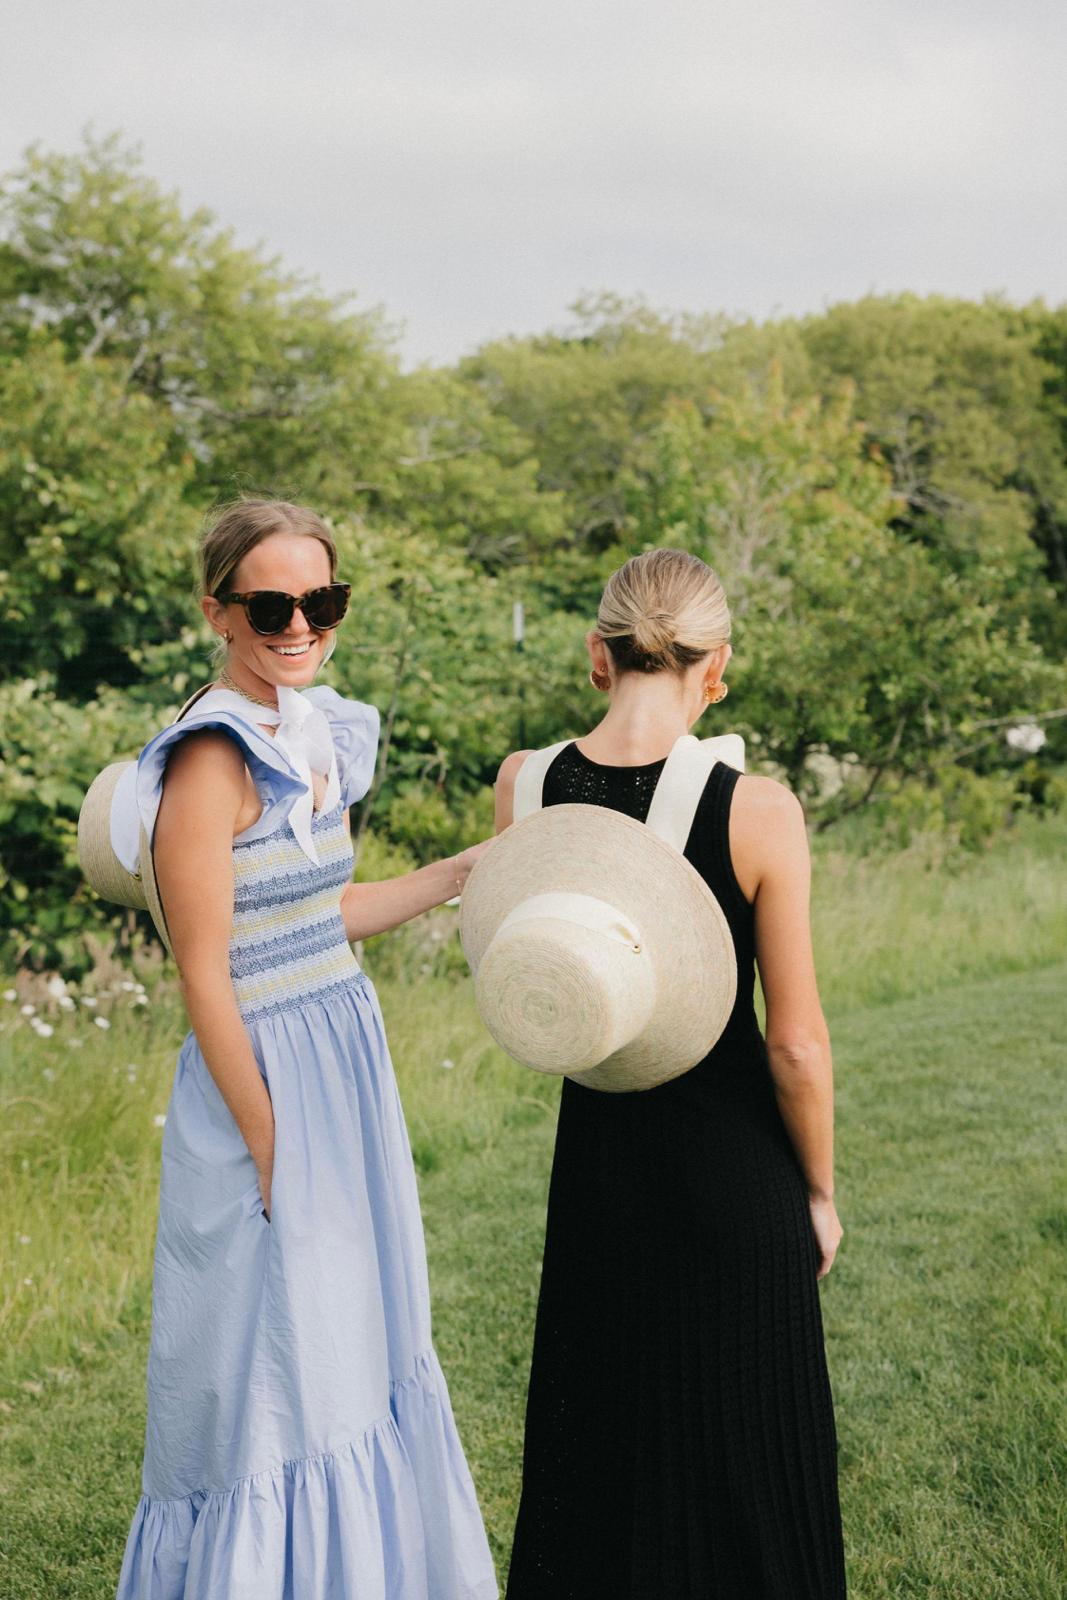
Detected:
left=597, top=549, right=731, bottom=674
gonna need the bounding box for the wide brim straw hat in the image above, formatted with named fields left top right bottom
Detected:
left=459, top=801, right=737, bottom=1093
left=77, top=761, right=172, bottom=954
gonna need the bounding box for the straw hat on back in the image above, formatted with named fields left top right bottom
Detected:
left=459, top=731, right=745, bottom=1093
left=78, top=761, right=172, bottom=953
left=76, top=685, right=220, bottom=954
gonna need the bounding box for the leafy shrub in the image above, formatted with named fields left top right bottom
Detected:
left=0, top=678, right=165, bottom=971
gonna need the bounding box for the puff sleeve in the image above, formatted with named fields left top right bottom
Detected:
left=110, top=708, right=308, bottom=876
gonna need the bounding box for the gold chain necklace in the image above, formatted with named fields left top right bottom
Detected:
left=216, top=667, right=279, bottom=711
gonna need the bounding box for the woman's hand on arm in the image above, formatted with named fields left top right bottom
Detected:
left=339, top=841, right=497, bottom=942
left=152, top=731, right=277, bottom=1218
left=748, top=777, right=842, bottom=1278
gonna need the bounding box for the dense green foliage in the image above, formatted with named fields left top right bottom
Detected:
left=1, top=135, right=1066, bottom=966
left=2, top=817, right=1065, bottom=1595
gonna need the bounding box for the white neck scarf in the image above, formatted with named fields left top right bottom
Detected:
left=260, top=686, right=341, bottom=864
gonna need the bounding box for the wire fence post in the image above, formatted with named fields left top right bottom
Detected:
left=514, top=600, right=526, bottom=749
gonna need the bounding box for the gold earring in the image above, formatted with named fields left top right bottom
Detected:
left=589, top=669, right=611, bottom=692
left=705, top=681, right=728, bottom=704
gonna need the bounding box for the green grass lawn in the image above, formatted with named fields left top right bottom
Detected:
left=1, top=814, right=1065, bottom=1597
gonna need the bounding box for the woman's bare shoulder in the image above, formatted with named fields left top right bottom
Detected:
left=494, top=749, right=535, bottom=833
left=495, top=748, right=535, bottom=788
left=729, top=774, right=808, bottom=901
left=158, top=728, right=248, bottom=810
left=733, top=772, right=805, bottom=826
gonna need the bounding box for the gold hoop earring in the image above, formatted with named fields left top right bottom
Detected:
left=589, top=669, right=611, bottom=692
left=705, top=681, right=728, bottom=704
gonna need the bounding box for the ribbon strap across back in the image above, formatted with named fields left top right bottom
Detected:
left=513, top=740, right=572, bottom=824
left=512, top=732, right=745, bottom=849
left=643, top=732, right=745, bottom=852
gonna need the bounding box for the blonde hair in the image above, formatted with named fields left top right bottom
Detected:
left=597, top=549, right=731, bottom=674
left=199, top=499, right=337, bottom=598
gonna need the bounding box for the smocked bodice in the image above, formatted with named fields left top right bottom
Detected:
left=229, top=800, right=361, bottom=1023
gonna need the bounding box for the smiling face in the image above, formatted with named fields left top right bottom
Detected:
left=202, top=532, right=337, bottom=696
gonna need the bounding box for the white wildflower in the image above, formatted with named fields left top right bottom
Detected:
left=45, top=975, right=67, bottom=1000
left=80, top=996, right=98, bottom=1008
left=441, top=1057, right=455, bottom=1070
left=42, top=1068, right=55, bottom=1081
left=69, top=1038, right=83, bottom=1049
left=154, top=1114, right=167, bottom=1128
left=1005, top=721, right=1047, bottom=754
left=132, top=994, right=149, bottom=1006
left=20, top=1004, right=35, bottom=1017
left=17, top=1235, right=30, bottom=1246
left=22, top=1278, right=33, bottom=1287
left=94, top=1016, right=111, bottom=1031
left=3, top=989, right=17, bottom=1002
left=58, top=996, right=75, bottom=1011
left=32, top=1021, right=55, bottom=1038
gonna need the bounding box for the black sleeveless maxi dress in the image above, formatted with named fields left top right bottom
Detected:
left=504, top=741, right=847, bottom=1600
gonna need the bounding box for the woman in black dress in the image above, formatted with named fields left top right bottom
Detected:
left=495, top=549, right=846, bottom=1599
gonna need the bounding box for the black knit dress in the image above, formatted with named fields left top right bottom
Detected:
left=504, top=742, right=847, bottom=1600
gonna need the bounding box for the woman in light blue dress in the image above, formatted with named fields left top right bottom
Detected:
left=113, top=500, right=498, bottom=1600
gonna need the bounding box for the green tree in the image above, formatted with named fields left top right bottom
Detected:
left=0, top=133, right=404, bottom=503
left=621, top=371, right=1065, bottom=803
left=459, top=294, right=726, bottom=549
left=364, top=367, right=569, bottom=571
left=0, top=338, right=196, bottom=694
left=790, top=295, right=1067, bottom=646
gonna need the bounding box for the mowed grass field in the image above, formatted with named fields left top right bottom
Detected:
left=1, top=812, right=1065, bottom=1599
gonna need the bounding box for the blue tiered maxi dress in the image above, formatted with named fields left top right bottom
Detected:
left=115, top=686, right=498, bottom=1600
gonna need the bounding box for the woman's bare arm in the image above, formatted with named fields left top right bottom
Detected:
left=340, top=857, right=465, bottom=941
left=338, top=805, right=497, bottom=942
left=152, top=730, right=277, bottom=1216
left=493, top=750, right=531, bottom=834
left=742, top=777, right=842, bottom=1276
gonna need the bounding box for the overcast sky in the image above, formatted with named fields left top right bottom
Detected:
left=5, top=1, right=1066, bottom=366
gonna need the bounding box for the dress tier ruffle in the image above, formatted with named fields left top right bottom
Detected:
left=117, top=1351, right=495, bottom=1600
left=115, top=689, right=498, bottom=1600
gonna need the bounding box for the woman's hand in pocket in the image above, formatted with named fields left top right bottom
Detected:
left=256, top=1156, right=273, bottom=1221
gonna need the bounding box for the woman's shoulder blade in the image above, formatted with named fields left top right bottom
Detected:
left=733, top=772, right=800, bottom=815
left=724, top=774, right=806, bottom=904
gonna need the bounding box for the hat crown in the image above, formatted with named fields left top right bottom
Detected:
left=476, top=900, right=656, bottom=1075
